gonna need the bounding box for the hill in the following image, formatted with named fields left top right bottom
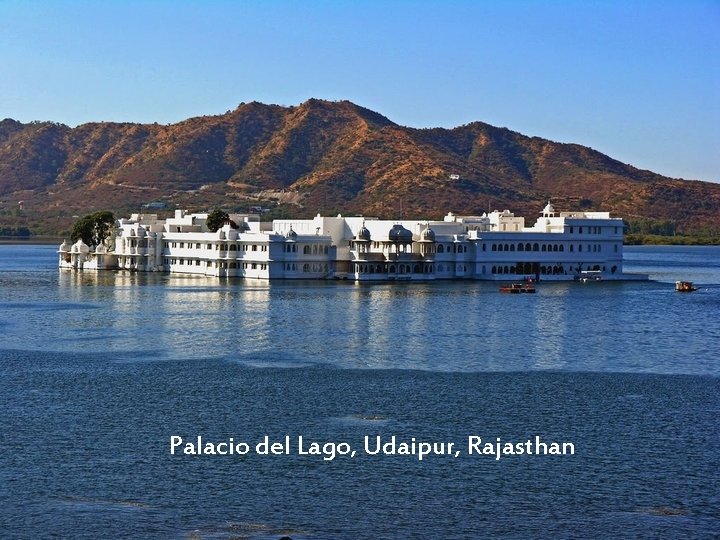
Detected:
left=1, top=99, right=719, bottom=236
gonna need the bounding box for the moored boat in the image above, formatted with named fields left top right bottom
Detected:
left=500, top=282, right=536, bottom=294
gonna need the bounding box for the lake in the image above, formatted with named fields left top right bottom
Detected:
left=1, top=244, right=719, bottom=538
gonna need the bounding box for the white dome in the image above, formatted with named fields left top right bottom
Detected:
left=71, top=239, right=90, bottom=253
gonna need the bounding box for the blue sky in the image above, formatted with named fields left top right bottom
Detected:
left=1, top=0, right=718, bottom=182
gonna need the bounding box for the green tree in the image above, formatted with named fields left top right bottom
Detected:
left=70, top=211, right=115, bottom=248
left=205, top=208, right=239, bottom=232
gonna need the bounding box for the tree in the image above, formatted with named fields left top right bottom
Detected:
left=70, top=211, right=115, bottom=248
left=205, top=208, right=238, bottom=232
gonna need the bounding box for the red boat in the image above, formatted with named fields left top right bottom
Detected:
left=500, top=282, right=536, bottom=294
left=675, top=281, right=697, bottom=292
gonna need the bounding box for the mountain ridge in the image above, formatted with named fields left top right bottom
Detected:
left=1, top=99, right=718, bottom=236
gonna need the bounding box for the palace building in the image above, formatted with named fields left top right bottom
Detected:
left=58, top=203, right=646, bottom=281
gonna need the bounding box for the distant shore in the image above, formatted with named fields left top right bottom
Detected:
left=3, top=235, right=720, bottom=247
left=0, top=236, right=63, bottom=245
left=624, top=234, right=720, bottom=246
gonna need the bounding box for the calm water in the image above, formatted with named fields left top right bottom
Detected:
left=1, top=245, right=719, bottom=538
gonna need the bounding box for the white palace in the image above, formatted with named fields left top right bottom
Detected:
left=58, top=203, right=646, bottom=281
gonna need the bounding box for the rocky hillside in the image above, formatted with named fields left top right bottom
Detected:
left=1, top=99, right=719, bottom=236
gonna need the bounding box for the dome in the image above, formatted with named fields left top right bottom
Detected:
left=542, top=201, right=555, bottom=216
left=238, top=220, right=251, bottom=232
left=71, top=239, right=90, bottom=253
left=388, top=224, right=413, bottom=243
left=95, top=244, right=107, bottom=254
left=286, top=227, right=298, bottom=240
left=356, top=225, right=371, bottom=241
left=136, top=226, right=146, bottom=237
left=58, top=239, right=70, bottom=252
left=421, top=226, right=436, bottom=241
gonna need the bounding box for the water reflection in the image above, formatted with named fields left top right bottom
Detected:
left=2, top=247, right=719, bottom=375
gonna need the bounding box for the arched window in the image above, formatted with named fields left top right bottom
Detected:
left=518, top=243, right=524, bottom=251
left=533, top=243, right=539, bottom=252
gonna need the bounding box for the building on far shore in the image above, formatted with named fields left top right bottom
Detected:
left=58, top=203, right=647, bottom=281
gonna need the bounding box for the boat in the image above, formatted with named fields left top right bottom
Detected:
left=675, top=280, right=697, bottom=292
left=577, top=270, right=602, bottom=282
left=500, top=282, right=536, bottom=294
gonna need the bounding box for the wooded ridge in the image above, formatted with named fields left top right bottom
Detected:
left=1, top=99, right=718, bottom=236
